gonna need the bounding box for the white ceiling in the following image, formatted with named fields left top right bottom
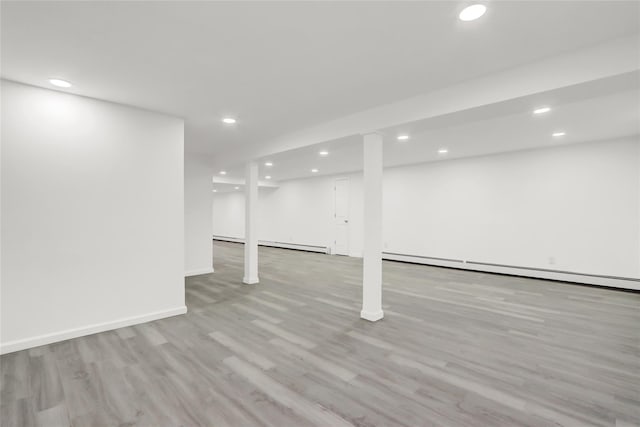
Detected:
left=2, top=1, right=639, bottom=160
left=214, top=73, right=640, bottom=185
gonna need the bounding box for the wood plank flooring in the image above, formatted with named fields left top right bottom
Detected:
left=2, top=241, right=639, bottom=426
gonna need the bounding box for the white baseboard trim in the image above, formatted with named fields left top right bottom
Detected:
left=213, top=235, right=244, bottom=244
left=383, top=252, right=640, bottom=291
left=0, top=305, right=188, bottom=355
left=259, top=240, right=328, bottom=253
left=185, top=267, right=214, bottom=277
left=243, top=277, right=260, bottom=285
left=213, top=235, right=328, bottom=254
left=212, top=236, right=639, bottom=291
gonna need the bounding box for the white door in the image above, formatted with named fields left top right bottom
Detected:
left=334, top=178, right=349, bottom=255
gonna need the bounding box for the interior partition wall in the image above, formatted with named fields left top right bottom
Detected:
left=1, top=80, right=186, bottom=354
left=212, top=137, right=640, bottom=290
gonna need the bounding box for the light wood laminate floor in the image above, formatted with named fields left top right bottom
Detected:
left=2, top=241, right=639, bottom=426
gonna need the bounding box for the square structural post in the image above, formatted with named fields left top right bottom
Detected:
left=361, top=132, right=384, bottom=321
left=243, top=161, right=259, bottom=284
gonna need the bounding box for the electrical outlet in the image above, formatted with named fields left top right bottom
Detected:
left=548, top=256, right=556, bottom=265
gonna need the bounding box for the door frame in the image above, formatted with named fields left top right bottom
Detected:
left=333, top=177, right=350, bottom=256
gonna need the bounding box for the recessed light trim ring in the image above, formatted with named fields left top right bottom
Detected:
left=49, top=78, right=72, bottom=88
left=459, top=4, right=487, bottom=21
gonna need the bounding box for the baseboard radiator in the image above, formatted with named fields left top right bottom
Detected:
left=382, top=252, right=640, bottom=291
left=212, top=236, right=638, bottom=291
left=213, top=235, right=328, bottom=254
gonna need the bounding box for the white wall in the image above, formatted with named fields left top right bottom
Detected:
left=1, top=81, right=185, bottom=353
left=212, top=138, right=640, bottom=285
left=212, top=191, right=246, bottom=240
left=213, top=175, right=364, bottom=257
left=382, top=138, right=639, bottom=279
left=185, top=154, right=213, bottom=276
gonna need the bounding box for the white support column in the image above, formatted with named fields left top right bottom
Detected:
left=361, top=132, right=384, bottom=322
left=243, top=161, right=259, bottom=284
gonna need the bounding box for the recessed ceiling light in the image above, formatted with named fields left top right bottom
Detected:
left=264, top=162, right=273, bottom=167
left=234, top=186, right=240, bottom=190
left=212, top=189, right=217, bottom=193
left=319, top=150, right=329, bottom=156
left=265, top=175, right=271, bottom=179
left=222, top=117, right=237, bottom=124
left=219, top=170, right=227, bottom=175
left=49, top=78, right=72, bottom=88
left=438, top=148, right=449, bottom=154
left=459, top=4, right=487, bottom=21
left=533, top=107, right=551, bottom=114
left=397, top=135, right=410, bottom=141
left=311, top=168, right=319, bottom=173
left=552, top=131, right=566, bottom=137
